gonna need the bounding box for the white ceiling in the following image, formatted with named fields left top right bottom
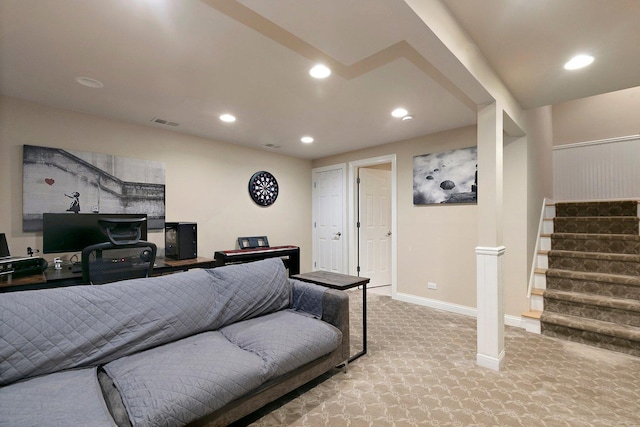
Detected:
left=1, top=0, right=638, bottom=160
left=442, top=0, right=640, bottom=110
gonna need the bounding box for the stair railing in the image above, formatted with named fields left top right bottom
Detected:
left=527, top=197, right=552, bottom=299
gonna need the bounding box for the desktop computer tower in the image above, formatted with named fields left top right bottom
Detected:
left=165, top=222, right=197, bottom=260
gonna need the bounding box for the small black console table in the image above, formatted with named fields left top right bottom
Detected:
left=291, top=270, right=370, bottom=363
left=214, top=245, right=300, bottom=276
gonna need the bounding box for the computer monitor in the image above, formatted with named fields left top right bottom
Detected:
left=42, top=213, right=148, bottom=254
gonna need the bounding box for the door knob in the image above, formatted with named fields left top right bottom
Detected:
left=386, top=231, right=392, bottom=236
left=335, top=232, right=342, bottom=239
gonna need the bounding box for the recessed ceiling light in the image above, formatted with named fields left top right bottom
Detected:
left=309, top=64, right=331, bottom=79
left=219, top=114, right=236, bottom=123
left=301, top=136, right=314, bottom=144
left=402, top=115, right=414, bottom=121
left=564, top=54, right=594, bottom=70
left=391, top=108, right=408, bottom=118
left=75, top=76, right=103, bottom=88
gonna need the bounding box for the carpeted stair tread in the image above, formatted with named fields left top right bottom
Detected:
left=545, top=269, right=640, bottom=300
left=541, top=311, right=640, bottom=342
left=544, top=289, right=640, bottom=312
left=548, top=250, right=640, bottom=262
left=551, top=232, right=640, bottom=254
left=548, top=250, right=640, bottom=275
left=552, top=232, right=640, bottom=242
left=541, top=322, right=640, bottom=357
left=553, top=216, right=639, bottom=235
left=546, top=268, right=640, bottom=286
left=555, top=201, right=638, bottom=217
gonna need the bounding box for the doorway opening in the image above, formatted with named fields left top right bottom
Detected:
left=348, top=155, right=397, bottom=297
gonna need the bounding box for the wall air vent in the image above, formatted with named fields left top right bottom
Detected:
left=151, top=118, right=180, bottom=127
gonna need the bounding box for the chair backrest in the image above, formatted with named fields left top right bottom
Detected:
left=81, top=217, right=156, bottom=285
left=82, top=241, right=157, bottom=285
left=99, top=217, right=146, bottom=245
left=0, top=233, right=10, bottom=257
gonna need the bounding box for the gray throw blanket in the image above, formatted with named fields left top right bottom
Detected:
left=290, top=279, right=325, bottom=319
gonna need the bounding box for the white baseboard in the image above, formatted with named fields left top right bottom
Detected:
left=505, top=314, right=526, bottom=329
left=477, top=350, right=506, bottom=371
left=393, top=292, right=526, bottom=329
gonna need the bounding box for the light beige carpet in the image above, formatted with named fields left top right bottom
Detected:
left=235, top=290, right=640, bottom=426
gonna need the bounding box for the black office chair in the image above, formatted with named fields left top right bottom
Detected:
left=82, top=217, right=157, bottom=285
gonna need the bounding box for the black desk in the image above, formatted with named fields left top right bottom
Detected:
left=291, top=270, right=370, bottom=363
left=0, top=257, right=216, bottom=292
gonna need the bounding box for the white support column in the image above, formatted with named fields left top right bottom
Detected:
left=476, top=246, right=506, bottom=371
left=477, top=103, right=503, bottom=245
left=477, top=102, right=505, bottom=371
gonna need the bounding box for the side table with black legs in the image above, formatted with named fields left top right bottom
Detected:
left=291, top=270, right=370, bottom=363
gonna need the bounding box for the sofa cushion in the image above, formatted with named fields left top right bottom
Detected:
left=206, top=258, right=290, bottom=329
left=220, top=310, right=342, bottom=379
left=0, top=367, right=116, bottom=427
left=0, top=269, right=218, bottom=387
left=104, top=331, right=266, bottom=427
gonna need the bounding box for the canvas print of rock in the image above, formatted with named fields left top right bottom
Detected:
left=413, top=146, right=477, bottom=205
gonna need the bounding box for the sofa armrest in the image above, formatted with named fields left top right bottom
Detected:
left=290, top=280, right=350, bottom=362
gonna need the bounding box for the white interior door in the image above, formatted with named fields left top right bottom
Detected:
left=312, top=166, right=346, bottom=273
left=359, top=167, right=391, bottom=286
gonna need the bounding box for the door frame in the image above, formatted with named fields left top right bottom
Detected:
left=311, top=163, right=348, bottom=273
left=348, top=154, right=397, bottom=295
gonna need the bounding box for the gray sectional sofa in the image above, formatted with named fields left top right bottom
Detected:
left=0, top=258, right=350, bottom=426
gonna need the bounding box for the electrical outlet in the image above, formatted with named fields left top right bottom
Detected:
left=427, top=282, right=437, bottom=290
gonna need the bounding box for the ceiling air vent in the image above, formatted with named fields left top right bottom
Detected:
left=151, top=118, right=179, bottom=127
left=264, top=144, right=281, bottom=149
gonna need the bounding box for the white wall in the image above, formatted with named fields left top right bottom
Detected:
left=0, top=96, right=313, bottom=268
left=524, top=105, right=554, bottom=278
left=503, top=135, right=529, bottom=315
left=313, top=126, right=519, bottom=315
left=553, top=86, right=640, bottom=146
left=313, top=122, right=541, bottom=318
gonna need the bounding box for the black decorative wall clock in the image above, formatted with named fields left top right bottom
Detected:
left=248, top=171, right=279, bottom=206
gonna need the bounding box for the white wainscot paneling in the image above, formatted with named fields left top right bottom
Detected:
left=553, top=136, right=640, bottom=201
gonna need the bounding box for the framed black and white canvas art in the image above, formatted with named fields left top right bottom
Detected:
left=413, top=146, right=477, bottom=205
left=22, top=145, right=166, bottom=231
